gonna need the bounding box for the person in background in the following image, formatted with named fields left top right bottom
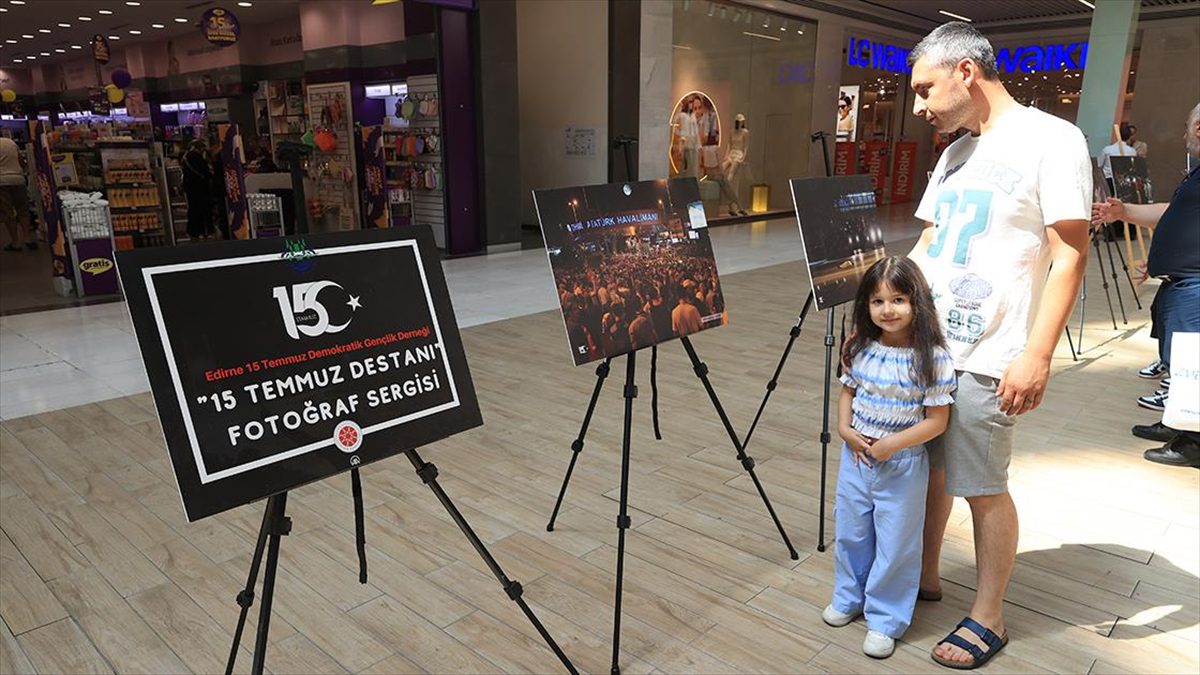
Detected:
left=0, top=136, right=35, bottom=252
left=1093, top=102, right=1200, bottom=467
left=1129, top=124, right=1149, bottom=158
left=1101, top=122, right=1137, bottom=181
left=181, top=140, right=214, bottom=241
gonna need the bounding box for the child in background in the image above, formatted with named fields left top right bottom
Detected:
left=822, top=256, right=956, bottom=658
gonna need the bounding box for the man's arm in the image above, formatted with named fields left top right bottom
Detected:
left=908, top=222, right=936, bottom=259
left=996, top=218, right=1090, bottom=415
left=1092, top=198, right=1170, bottom=230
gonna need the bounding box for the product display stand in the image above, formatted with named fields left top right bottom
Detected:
left=741, top=130, right=840, bottom=551
left=223, top=459, right=576, bottom=675
left=593, top=339, right=795, bottom=675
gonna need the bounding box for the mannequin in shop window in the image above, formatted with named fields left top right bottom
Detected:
left=722, top=113, right=750, bottom=216
left=672, top=95, right=702, bottom=178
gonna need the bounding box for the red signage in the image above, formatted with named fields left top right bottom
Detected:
left=889, top=141, right=918, bottom=203
left=833, top=142, right=857, bottom=176
left=864, top=140, right=888, bottom=198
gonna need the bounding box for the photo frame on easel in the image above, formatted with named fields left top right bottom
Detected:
left=1110, top=154, right=1153, bottom=278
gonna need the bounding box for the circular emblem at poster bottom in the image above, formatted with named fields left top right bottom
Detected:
left=334, top=420, right=363, bottom=453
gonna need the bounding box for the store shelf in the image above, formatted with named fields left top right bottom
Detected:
left=110, top=205, right=162, bottom=212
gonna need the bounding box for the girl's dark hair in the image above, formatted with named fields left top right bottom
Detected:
left=843, top=256, right=947, bottom=387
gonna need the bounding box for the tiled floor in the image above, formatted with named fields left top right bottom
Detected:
left=1, top=216, right=861, bottom=421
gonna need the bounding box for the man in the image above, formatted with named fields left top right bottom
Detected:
left=670, top=287, right=702, bottom=337
left=0, top=135, right=33, bottom=252
left=1095, top=102, right=1200, bottom=467
left=906, top=22, right=1091, bottom=668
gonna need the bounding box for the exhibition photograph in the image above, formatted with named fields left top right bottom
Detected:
left=0, top=1, right=1198, bottom=674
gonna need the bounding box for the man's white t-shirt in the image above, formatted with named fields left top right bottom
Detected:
left=913, top=105, right=1091, bottom=380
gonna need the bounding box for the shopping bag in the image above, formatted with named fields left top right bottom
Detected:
left=1163, top=332, right=1200, bottom=432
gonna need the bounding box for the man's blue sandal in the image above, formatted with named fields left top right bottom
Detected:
left=932, top=616, right=1008, bottom=670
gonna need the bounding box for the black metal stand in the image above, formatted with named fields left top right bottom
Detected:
left=680, top=337, right=799, bottom=560
left=1065, top=326, right=1078, bottom=362
left=1090, top=234, right=1119, bottom=331
left=609, top=353, right=637, bottom=675
left=224, top=492, right=291, bottom=675
left=1102, top=236, right=1129, bottom=325
left=547, top=358, right=612, bottom=531
left=403, top=448, right=578, bottom=674
left=1105, top=235, right=1142, bottom=312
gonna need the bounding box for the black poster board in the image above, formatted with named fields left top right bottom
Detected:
left=533, top=178, right=729, bottom=366
left=117, top=228, right=481, bottom=521
left=1110, top=155, right=1153, bottom=204
left=790, top=175, right=885, bottom=311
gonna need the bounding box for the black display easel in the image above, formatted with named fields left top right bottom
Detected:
left=740, top=130, right=841, bottom=552
left=224, top=455, right=578, bottom=675
left=1075, top=223, right=1141, bottom=353
left=545, top=139, right=796, bottom=674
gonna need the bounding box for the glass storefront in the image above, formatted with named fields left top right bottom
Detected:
left=670, top=0, right=817, bottom=215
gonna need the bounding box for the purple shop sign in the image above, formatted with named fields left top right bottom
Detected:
left=75, top=238, right=119, bottom=296
left=201, top=7, right=241, bottom=47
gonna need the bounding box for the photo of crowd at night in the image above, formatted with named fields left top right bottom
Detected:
left=1110, top=156, right=1153, bottom=204
left=534, top=178, right=729, bottom=366
left=790, top=175, right=886, bottom=310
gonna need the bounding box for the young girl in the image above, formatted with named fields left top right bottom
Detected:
left=822, top=256, right=956, bottom=659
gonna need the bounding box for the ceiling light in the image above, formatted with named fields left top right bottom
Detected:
left=762, top=16, right=770, bottom=29
left=55, top=48, right=65, bottom=53
left=12, top=58, right=22, bottom=63
left=780, top=19, right=787, bottom=32
left=21, top=34, right=33, bottom=39
left=78, top=16, right=92, bottom=21
left=151, top=23, right=164, bottom=28
left=98, top=9, right=114, bottom=15
left=39, top=52, right=49, bottom=56
left=0, top=7, right=6, bottom=11
left=25, top=56, right=35, bottom=60
left=175, top=17, right=189, bottom=23
left=10, top=1, right=27, bottom=5
left=126, top=1, right=141, bottom=5
left=938, top=9, right=973, bottom=22
left=71, top=45, right=82, bottom=49
left=742, top=31, right=780, bottom=42
left=58, top=22, right=71, bottom=27
left=237, top=1, right=253, bottom=6
left=1076, top=0, right=1095, bottom=8
left=129, top=29, right=141, bottom=35
left=38, top=29, right=51, bottom=33
left=108, top=35, right=121, bottom=40
left=4, top=40, right=15, bottom=44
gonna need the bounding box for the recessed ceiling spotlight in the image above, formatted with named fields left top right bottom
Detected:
left=237, top=1, right=253, bottom=6
left=13, top=58, right=23, bottom=63
left=126, top=1, right=141, bottom=5
left=129, top=29, right=141, bottom=35
left=71, top=45, right=82, bottom=49
left=38, top=28, right=51, bottom=33
left=151, top=23, right=164, bottom=28
left=4, top=39, right=15, bottom=44
left=25, top=55, right=35, bottom=60
left=174, top=17, right=188, bottom=23
left=58, top=22, right=71, bottom=27
left=10, top=1, right=27, bottom=5
left=21, top=34, right=34, bottom=39
left=0, top=7, right=7, bottom=12
left=108, top=35, right=121, bottom=40
left=55, top=48, right=65, bottom=53
left=78, top=16, right=92, bottom=21
left=98, top=9, right=114, bottom=15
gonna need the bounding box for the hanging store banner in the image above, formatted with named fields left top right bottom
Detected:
left=889, top=141, right=918, bottom=204
left=218, top=123, right=250, bottom=239
left=360, top=126, right=390, bottom=228
left=115, top=227, right=483, bottom=521
left=29, top=121, right=71, bottom=279
left=92, top=34, right=111, bottom=64
left=864, top=140, right=889, bottom=199
left=202, top=7, right=242, bottom=47
left=833, top=142, right=857, bottom=176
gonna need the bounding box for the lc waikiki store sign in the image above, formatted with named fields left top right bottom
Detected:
left=847, top=37, right=1090, bottom=74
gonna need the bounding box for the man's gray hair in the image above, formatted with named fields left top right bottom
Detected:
left=907, top=21, right=999, bottom=80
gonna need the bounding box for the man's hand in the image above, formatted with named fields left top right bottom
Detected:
left=840, top=427, right=875, bottom=466
left=1092, top=197, right=1125, bottom=226
left=997, top=351, right=1051, bottom=416
left=1134, top=261, right=1149, bottom=284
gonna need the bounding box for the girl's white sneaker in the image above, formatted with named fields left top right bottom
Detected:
left=863, top=630, right=895, bottom=658
left=821, top=604, right=859, bottom=627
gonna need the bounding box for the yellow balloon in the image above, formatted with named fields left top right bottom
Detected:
left=107, top=87, right=125, bottom=104
left=0, top=89, right=15, bottom=103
